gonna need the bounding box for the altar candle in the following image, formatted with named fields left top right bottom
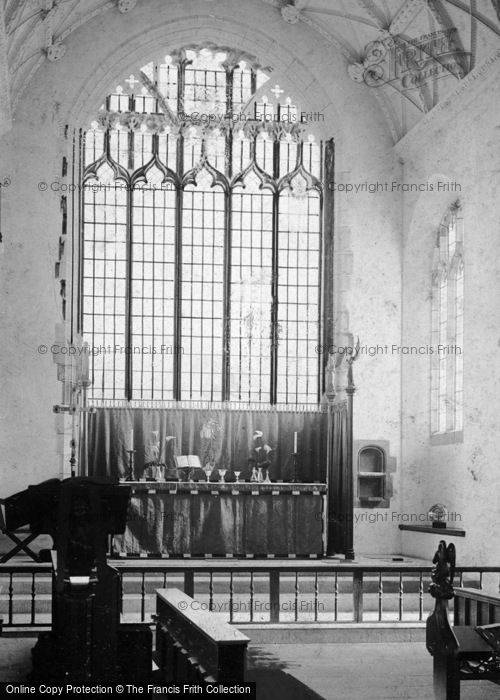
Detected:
left=129, top=428, right=134, bottom=450
left=294, top=432, right=298, bottom=453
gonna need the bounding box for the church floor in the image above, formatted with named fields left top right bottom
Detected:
left=1, top=635, right=499, bottom=699
left=247, top=642, right=499, bottom=699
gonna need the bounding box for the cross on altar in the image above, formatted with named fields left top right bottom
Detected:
left=270, top=84, right=285, bottom=99
left=125, top=74, right=141, bottom=90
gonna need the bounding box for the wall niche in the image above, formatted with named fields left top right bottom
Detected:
left=354, top=439, right=395, bottom=508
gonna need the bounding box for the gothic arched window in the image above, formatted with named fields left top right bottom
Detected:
left=431, top=204, right=464, bottom=437
left=81, top=47, right=331, bottom=405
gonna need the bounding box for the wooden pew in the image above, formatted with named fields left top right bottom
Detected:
left=427, top=587, right=500, bottom=699
left=454, top=587, right=500, bottom=627
left=155, top=588, right=249, bottom=684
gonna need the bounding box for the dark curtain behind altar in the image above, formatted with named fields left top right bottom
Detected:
left=328, top=403, right=349, bottom=554
left=87, top=407, right=328, bottom=482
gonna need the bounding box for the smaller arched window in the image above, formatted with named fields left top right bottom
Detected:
left=431, top=204, right=464, bottom=437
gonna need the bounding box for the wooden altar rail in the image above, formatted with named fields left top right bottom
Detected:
left=2, top=563, right=500, bottom=629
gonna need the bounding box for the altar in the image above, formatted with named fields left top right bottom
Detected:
left=87, top=399, right=354, bottom=558
left=113, top=481, right=326, bottom=557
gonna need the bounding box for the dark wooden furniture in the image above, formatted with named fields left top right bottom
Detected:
left=0, top=497, right=41, bottom=562
left=426, top=548, right=500, bottom=699
left=15, top=477, right=153, bottom=684
left=155, top=587, right=249, bottom=683
left=114, top=481, right=326, bottom=557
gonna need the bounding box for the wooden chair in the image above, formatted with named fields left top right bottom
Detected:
left=0, top=497, right=40, bottom=562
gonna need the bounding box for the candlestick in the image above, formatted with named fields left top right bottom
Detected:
left=126, top=449, right=136, bottom=481
left=69, top=438, right=77, bottom=479
left=292, top=452, right=298, bottom=484
left=293, top=432, right=298, bottom=453
left=129, top=428, right=134, bottom=451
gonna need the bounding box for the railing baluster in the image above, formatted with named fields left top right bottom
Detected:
left=229, top=572, right=234, bottom=623
left=209, top=572, right=214, bottom=612
left=353, top=571, right=363, bottom=623
left=8, top=573, right=13, bottom=625
left=294, top=572, right=299, bottom=622
left=269, top=571, right=280, bottom=623
left=314, top=572, right=319, bottom=622
left=419, top=571, right=424, bottom=621
left=141, top=572, right=146, bottom=622
left=163, top=572, right=167, bottom=588
left=378, top=573, right=383, bottom=622
left=479, top=571, right=483, bottom=590
left=31, top=572, right=36, bottom=625
left=184, top=571, right=194, bottom=598
left=398, top=572, right=404, bottom=621
left=458, top=571, right=463, bottom=588
left=334, top=572, right=338, bottom=622
left=249, top=572, right=254, bottom=623
left=119, top=572, right=124, bottom=615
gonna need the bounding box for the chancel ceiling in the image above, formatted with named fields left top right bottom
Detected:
left=2, top=0, right=500, bottom=140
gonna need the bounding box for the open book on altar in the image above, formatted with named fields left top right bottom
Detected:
left=174, top=455, right=203, bottom=470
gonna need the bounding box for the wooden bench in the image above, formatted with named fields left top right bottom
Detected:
left=155, top=588, right=249, bottom=684
left=427, top=587, right=500, bottom=699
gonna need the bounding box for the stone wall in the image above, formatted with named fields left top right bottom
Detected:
left=397, top=55, right=500, bottom=565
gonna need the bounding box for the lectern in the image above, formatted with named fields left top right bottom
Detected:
left=4, top=477, right=152, bottom=683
